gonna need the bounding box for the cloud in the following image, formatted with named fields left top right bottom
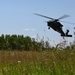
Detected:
left=22, top=28, right=36, bottom=31
left=31, top=35, right=36, bottom=38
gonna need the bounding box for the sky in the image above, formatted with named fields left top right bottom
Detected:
left=0, top=0, right=75, bottom=46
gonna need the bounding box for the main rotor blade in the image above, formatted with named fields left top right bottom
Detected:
left=58, top=15, right=70, bottom=20
left=34, top=13, right=54, bottom=20
left=60, top=21, right=75, bottom=25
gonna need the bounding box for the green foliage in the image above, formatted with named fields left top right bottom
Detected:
left=0, top=50, right=75, bottom=75
left=0, top=34, right=46, bottom=51
left=0, top=34, right=75, bottom=51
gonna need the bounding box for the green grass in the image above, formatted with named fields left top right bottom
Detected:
left=0, top=50, right=75, bottom=75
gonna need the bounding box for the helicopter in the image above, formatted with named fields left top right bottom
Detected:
left=35, top=13, right=73, bottom=37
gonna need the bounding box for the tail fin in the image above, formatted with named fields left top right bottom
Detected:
left=66, top=29, right=69, bottom=35
left=61, top=35, right=72, bottom=37
left=61, top=29, right=72, bottom=37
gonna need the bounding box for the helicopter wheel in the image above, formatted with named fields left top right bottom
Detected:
left=48, top=27, right=50, bottom=29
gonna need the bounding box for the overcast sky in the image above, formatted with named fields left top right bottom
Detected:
left=0, top=0, right=75, bottom=46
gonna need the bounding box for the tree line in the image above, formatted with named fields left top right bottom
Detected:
left=0, top=34, right=50, bottom=51
left=0, top=34, right=75, bottom=51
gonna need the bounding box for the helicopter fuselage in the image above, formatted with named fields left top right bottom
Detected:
left=47, top=21, right=65, bottom=35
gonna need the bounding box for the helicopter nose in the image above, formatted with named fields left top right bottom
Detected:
left=47, top=22, right=50, bottom=26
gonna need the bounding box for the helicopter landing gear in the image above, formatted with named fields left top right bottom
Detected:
left=48, top=27, right=50, bottom=29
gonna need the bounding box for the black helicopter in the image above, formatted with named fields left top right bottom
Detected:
left=35, top=13, right=73, bottom=37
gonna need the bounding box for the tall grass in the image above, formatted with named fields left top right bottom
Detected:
left=0, top=50, right=75, bottom=75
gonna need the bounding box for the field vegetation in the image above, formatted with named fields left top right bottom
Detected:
left=0, top=34, right=75, bottom=75
left=0, top=50, right=75, bottom=75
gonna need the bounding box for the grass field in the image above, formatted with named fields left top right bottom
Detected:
left=0, top=50, right=75, bottom=75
